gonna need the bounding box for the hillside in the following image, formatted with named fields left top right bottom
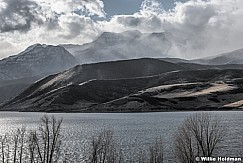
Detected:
left=0, top=44, right=78, bottom=103
left=0, top=75, right=49, bottom=103
left=192, top=48, right=243, bottom=65
left=2, top=68, right=243, bottom=112
left=1, top=58, right=186, bottom=111
left=0, top=83, right=30, bottom=103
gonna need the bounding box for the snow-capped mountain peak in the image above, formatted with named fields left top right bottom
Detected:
left=61, top=30, right=172, bottom=64
left=0, top=44, right=78, bottom=81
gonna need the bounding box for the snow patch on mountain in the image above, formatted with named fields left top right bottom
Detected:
left=79, top=79, right=96, bottom=86
left=0, top=44, right=78, bottom=81
left=61, top=30, right=172, bottom=64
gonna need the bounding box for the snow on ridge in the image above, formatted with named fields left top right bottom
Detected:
left=45, top=85, right=67, bottom=95
left=40, top=70, right=75, bottom=90
left=139, top=82, right=200, bottom=94
left=187, top=82, right=236, bottom=97
left=79, top=79, right=96, bottom=86
left=224, top=100, right=243, bottom=108
left=137, top=81, right=237, bottom=99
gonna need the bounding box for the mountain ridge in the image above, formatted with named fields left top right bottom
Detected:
left=192, top=48, right=243, bottom=65
left=62, top=31, right=172, bottom=64
left=2, top=64, right=243, bottom=112
left=1, top=30, right=243, bottom=108
left=0, top=44, right=78, bottom=81
left=0, top=58, right=187, bottom=111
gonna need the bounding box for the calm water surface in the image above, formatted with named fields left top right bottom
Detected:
left=0, top=111, right=243, bottom=162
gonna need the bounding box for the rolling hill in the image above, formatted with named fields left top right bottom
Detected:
left=0, top=58, right=186, bottom=111
left=2, top=67, right=243, bottom=112
left=192, top=48, right=243, bottom=65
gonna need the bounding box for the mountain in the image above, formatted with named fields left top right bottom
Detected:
left=89, top=69, right=243, bottom=112
left=159, top=58, right=191, bottom=63
left=61, top=32, right=243, bottom=66
left=160, top=48, right=243, bottom=66
left=0, top=44, right=78, bottom=81
left=0, top=44, right=78, bottom=103
left=177, top=62, right=243, bottom=70
left=0, top=76, right=43, bottom=103
left=61, top=30, right=172, bottom=64
left=2, top=58, right=243, bottom=112
left=79, top=69, right=243, bottom=112
left=92, top=78, right=243, bottom=112
left=192, top=48, right=243, bottom=65
left=0, top=58, right=186, bottom=111
left=0, top=83, right=30, bottom=103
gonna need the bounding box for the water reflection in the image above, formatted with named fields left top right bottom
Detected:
left=0, top=111, right=242, bottom=162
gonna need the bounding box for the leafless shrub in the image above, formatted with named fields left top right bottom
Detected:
left=136, top=149, right=147, bottom=163
left=0, top=127, right=27, bottom=163
left=173, top=113, right=226, bottom=163
left=0, top=115, right=64, bottom=163
left=235, top=120, right=243, bottom=161
left=29, top=115, right=63, bottom=163
left=0, top=134, right=10, bottom=163
left=87, top=129, right=123, bottom=163
left=136, top=138, right=163, bottom=163
left=149, top=137, right=163, bottom=163
left=13, top=127, right=27, bottom=163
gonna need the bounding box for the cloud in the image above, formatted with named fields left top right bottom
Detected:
left=167, top=0, right=243, bottom=58
left=0, top=40, right=21, bottom=58
left=140, top=0, right=165, bottom=14
left=0, top=0, right=105, bottom=58
left=0, top=0, right=243, bottom=60
left=32, top=0, right=105, bottom=42
left=58, top=14, right=100, bottom=39
left=0, top=0, right=44, bottom=33
left=0, top=0, right=105, bottom=34
left=37, top=0, right=105, bottom=18
left=102, top=0, right=243, bottom=59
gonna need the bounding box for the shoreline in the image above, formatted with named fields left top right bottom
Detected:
left=0, top=107, right=242, bottom=113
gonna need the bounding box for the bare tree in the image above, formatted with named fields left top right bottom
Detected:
left=135, top=138, right=163, bottom=163
left=12, top=127, right=26, bottom=163
left=1, top=115, right=166, bottom=163
left=0, top=115, right=65, bottom=163
left=87, top=129, right=123, bottom=163
left=0, top=134, right=8, bottom=163
left=29, top=115, right=63, bottom=163
left=136, top=149, right=147, bottom=163
left=173, top=113, right=226, bottom=163
left=235, top=121, right=243, bottom=162
left=28, top=131, right=37, bottom=163
left=149, top=138, right=163, bottom=163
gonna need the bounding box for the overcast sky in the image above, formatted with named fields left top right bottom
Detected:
left=0, top=0, right=243, bottom=59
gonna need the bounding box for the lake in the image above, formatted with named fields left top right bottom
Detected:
left=0, top=111, right=243, bottom=162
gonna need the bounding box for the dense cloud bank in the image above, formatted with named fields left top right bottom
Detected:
left=0, top=0, right=243, bottom=59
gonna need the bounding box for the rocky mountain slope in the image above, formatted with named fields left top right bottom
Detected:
left=0, top=44, right=78, bottom=81
left=0, top=44, right=78, bottom=103
left=61, top=31, right=243, bottom=66
left=0, top=83, right=30, bottom=103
